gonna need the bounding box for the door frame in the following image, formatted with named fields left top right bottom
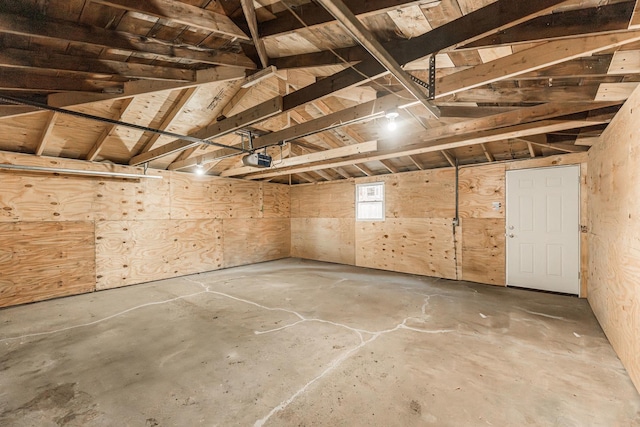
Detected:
left=505, top=164, right=582, bottom=296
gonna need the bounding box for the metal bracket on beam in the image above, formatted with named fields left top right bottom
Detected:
left=409, top=74, right=430, bottom=91
left=407, top=55, right=436, bottom=100
left=429, top=54, right=436, bottom=100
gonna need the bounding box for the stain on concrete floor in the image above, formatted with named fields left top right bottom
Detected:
left=1, top=258, right=639, bottom=426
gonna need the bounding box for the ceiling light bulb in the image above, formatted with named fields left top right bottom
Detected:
left=385, top=109, right=399, bottom=132
left=195, top=163, right=205, bottom=175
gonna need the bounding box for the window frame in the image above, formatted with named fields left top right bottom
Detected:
left=355, top=182, right=385, bottom=221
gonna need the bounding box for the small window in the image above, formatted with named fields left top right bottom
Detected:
left=356, top=182, right=385, bottom=221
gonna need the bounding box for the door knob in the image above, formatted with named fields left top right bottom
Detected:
left=508, top=234, right=515, bottom=238
left=508, top=225, right=514, bottom=230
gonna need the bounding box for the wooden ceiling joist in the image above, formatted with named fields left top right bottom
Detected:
left=0, top=106, right=39, bottom=118
left=0, top=69, right=123, bottom=93
left=353, top=164, right=374, bottom=176
left=235, top=99, right=616, bottom=178
left=161, top=96, right=619, bottom=173
left=0, top=48, right=195, bottom=82
left=461, top=1, right=635, bottom=50
left=240, top=119, right=608, bottom=180
left=437, top=30, right=640, bottom=99
left=0, top=67, right=246, bottom=121
left=254, top=92, right=412, bottom=148
left=523, top=137, right=590, bottom=154
left=85, top=97, right=136, bottom=161
left=0, top=13, right=256, bottom=69
left=139, top=87, right=200, bottom=154
left=407, top=155, right=424, bottom=170
left=240, top=0, right=269, bottom=68
left=219, top=140, right=378, bottom=177
left=91, top=0, right=250, bottom=39
left=480, top=144, right=495, bottom=162
left=129, top=96, right=284, bottom=166
left=259, top=0, right=440, bottom=38
left=449, top=86, right=601, bottom=104
left=34, top=112, right=58, bottom=156
left=379, top=159, right=401, bottom=173
left=44, top=67, right=246, bottom=110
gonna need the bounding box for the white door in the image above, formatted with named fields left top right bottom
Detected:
left=506, top=165, right=580, bottom=294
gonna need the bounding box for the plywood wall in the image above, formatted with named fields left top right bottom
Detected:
left=95, top=219, right=225, bottom=290
left=458, top=163, right=506, bottom=285
left=290, top=182, right=355, bottom=265
left=0, top=152, right=290, bottom=307
left=290, top=155, right=588, bottom=288
left=291, top=170, right=458, bottom=280
left=587, top=84, right=640, bottom=393
left=0, top=221, right=95, bottom=306
left=291, top=218, right=355, bottom=265
left=356, top=218, right=456, bottom=278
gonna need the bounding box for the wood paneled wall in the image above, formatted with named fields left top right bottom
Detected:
left=290, top=181, right=356, bottom=265
left=0, top=152, right=290, bottom=307
left=291, top=155, right=588, bottom=288
left=587, top=85, right=640, bottom=392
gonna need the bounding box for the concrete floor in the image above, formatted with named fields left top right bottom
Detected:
left=1, top=259, right=639, bottom=426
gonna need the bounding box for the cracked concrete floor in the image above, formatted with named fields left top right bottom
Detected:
left=1, top=258, right=639, bottom=426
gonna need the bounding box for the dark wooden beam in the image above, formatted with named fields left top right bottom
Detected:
left=449, top=86, right=601, bottom=103
left=437, top=105, right=518, bottom=118
left=91, top=0, right=250, bottom=39
left=0, top=69, right=124, bottom=92
left=515, top=55, right=614, bottom=80
left=259, top=0, right=439, bottom=37
left=0, top=13, right=256, bottom=69
left=0, top=48, right=196, bottom=82
left=461, top=1, right=635, bottom=50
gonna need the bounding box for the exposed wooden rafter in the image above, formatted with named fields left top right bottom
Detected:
left=441, top=150, right=456, bottom=167
left=130, top=97, right=284, bottom=165
left=0, top=13, right=256, bottom=69
left=437, top=30, right=640, bottom=99
left=240, top=119, right=609, bottom=180
left=91, top=0, right=249, bottom=39
left=480, top=144, right=495, bottom=162
left=86, top=98, right=136, bottom=161
left=240, top=0, right=269, bottom=68
left=0, top=48, right=195, bottom=82
left=218, top=141, right=378, bottom=177
left=260, top=0, right=440, bottom=38
left=34, top=112, right=58, bottom=156
left=140, top=87, right=200, bottom=154
left=45, top=67, right=246, bottom=110
left=0, top=69, right=123, bottom=93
